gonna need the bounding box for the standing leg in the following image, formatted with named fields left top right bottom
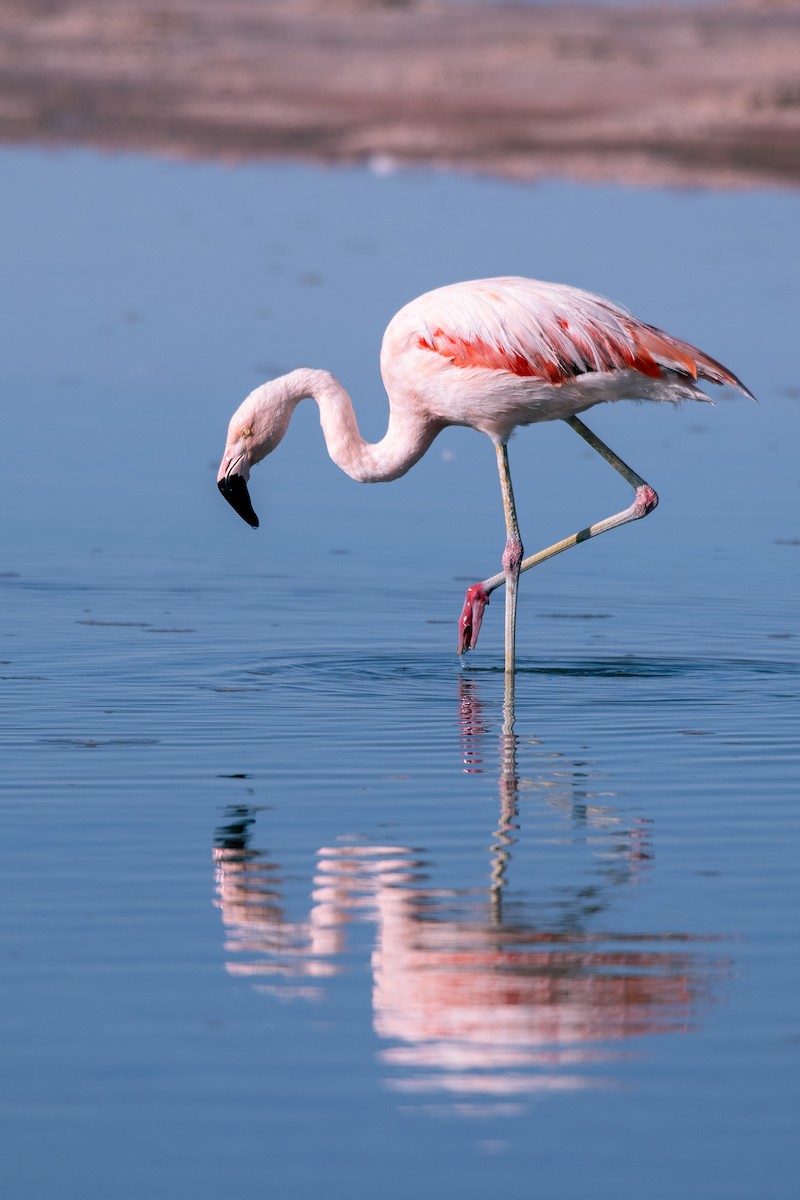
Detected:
left=495, top=442, right=523, bottom=674
left=458, top=416, right=658, bottom=654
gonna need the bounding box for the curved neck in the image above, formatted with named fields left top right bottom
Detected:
left=282, top=368, right=438, bottom=484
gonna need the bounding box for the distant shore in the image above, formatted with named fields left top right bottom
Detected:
left=2, top=0, right=799, bottom=188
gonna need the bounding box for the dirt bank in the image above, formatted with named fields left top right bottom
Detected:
left=1, top=0, right=799, bottom=187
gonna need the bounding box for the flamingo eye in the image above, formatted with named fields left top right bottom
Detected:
left=239, top=426, right=252, bottom=438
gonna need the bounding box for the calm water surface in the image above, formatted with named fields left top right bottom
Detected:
left=1, top=150, right=798, bottom=1198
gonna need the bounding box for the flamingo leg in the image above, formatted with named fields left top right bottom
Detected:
left=495, top=442, right=524, bottom=674
left=458, top=416, right=658, bottom=654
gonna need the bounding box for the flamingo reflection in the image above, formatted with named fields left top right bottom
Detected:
left=213, top=677, right=724, bottom=1107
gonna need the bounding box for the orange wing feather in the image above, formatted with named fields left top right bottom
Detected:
left=413, top=279, right=754, bottom=399
left=419, top=319, right=668, bottom=386
left=418, top=329, right=567, bottom=383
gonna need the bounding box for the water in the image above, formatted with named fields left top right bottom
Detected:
left=1, top=149, right=798, bottom=1198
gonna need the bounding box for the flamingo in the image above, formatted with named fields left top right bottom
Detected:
left=217, top=277, right=753, bottom=670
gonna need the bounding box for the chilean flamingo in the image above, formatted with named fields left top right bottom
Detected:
left=217, top=277, right=753, bottom=670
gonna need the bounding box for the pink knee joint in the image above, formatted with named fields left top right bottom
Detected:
left=502, top=538, right=523, bottom=574
left=633, top=485, right=658, bottom=518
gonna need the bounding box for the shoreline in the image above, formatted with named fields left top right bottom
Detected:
left=1, top=0, right=799, bottom=189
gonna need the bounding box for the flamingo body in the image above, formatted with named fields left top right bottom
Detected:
left=379, top=277, right=751, bottom=442
left=217, top=277, right=752, bottom=665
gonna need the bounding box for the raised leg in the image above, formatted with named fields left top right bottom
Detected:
left=457, top=416, right=658, bottom=654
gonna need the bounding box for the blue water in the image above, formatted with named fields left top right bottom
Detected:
left=1, top=150, right=798, bottom=1198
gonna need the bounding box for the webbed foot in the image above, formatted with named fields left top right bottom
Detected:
left=458, top=584, right=490, bottom=655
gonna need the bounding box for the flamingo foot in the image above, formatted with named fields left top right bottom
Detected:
left=458, top=583, right=490, bottom=655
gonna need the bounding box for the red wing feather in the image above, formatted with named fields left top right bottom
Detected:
left=413, top=279, right=754, bottom=398
left=419, top=319, right=665, bottom=386
left=418, top=329, right=567, bottom=383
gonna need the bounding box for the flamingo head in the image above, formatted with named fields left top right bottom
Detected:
left=217, top=379, right=299, bottom=529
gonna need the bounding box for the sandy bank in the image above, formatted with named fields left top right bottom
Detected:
left=1, top=0, right=799, bottom=187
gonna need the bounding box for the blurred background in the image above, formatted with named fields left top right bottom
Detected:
left=2, top=0, right=799, bottom=186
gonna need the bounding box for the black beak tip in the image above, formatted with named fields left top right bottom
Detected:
left=218, top=475, right=259, bottom=529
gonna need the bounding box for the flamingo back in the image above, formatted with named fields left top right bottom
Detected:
left=380, top=277, right=753, bottom=439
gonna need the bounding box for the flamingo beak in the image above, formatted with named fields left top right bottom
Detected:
left=218, top=472, right=259, bottom=528
left=217, top=440, right=259, bottom=528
